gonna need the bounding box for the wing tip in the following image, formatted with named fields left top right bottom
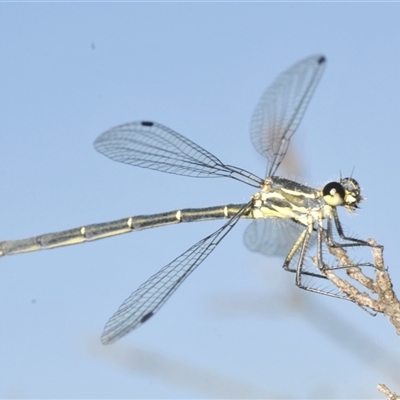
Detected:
left=140, top=311, right=154, bottom=323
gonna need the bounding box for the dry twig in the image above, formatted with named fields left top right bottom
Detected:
left=311, top=237, right=400, bottom=398
left=378, top=383, right=400, bottom=400
left=315, top=236, right=400, bottom=334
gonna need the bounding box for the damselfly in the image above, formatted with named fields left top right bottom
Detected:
left=1, top=55, right=373, bottom=344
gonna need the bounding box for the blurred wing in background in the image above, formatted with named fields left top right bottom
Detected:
left=250, top=54, right=326, bottom=177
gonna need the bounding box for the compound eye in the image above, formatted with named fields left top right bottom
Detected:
left=323, top=182, right=345, bottom=206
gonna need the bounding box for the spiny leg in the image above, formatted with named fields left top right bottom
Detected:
left=282, top=225, right=327, bottom=280
left=326, top=210, right=383, bottom=250
left=319, top=227, right=379, bottom=272
left=294, top=224, right=350, bottom=299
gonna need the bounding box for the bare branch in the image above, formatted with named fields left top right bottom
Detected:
left=314, top=236, right=400, bottom=335
left=378, top=383, right=400, bottom=400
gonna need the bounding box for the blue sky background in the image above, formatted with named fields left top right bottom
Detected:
left=1, top=3, right=400, bottom=399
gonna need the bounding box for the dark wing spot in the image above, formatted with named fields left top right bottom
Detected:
left=141, top=121, right=154, bottom=127
left=141, top=311, right=154, bottom=323
left=318, top=56, right=326, bottom=64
